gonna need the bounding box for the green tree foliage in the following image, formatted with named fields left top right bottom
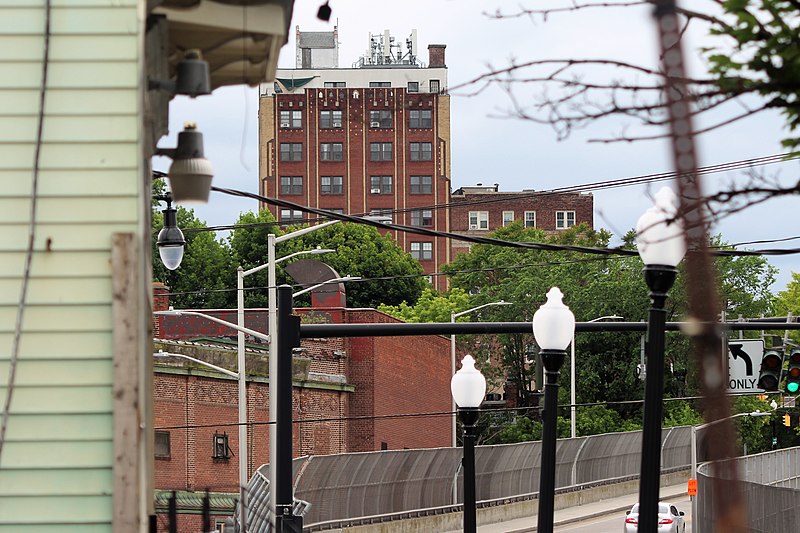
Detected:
left=379, top=287, right=473, bottom=323
left=440, top=222, right=777, bottom=439
left=773, top=272, right=800, bottom=342
left=151, top=180, right=234, bottom=309
left=229, top=213, right=427, bottom=309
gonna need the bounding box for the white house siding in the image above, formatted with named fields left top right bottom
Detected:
left=0, top=1, right=144, bottom=532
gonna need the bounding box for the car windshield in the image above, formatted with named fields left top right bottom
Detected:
left=630, top=504, right=670, bottom=514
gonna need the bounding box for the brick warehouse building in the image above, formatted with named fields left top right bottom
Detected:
left=450, top=184, right=595, bottom=256
left=151, top=285, right=451, bottom=530
left=258, top=28, right=451, bottom=289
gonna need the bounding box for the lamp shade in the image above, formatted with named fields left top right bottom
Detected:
left=451, top=355, right=486, bottom=408
left=157, top=204, right=185, bottom=270
left=532, top=287, right=575, bottom=350
left=635, top=187, right=686, bottom=267
left=168, top=123, right=214, bottom=204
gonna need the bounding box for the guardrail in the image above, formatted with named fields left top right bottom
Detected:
left=234, top=426, right=692, bottom=531
left=696, top=447, right=800, bottom=533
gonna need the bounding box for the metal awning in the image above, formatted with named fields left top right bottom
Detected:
left=152, top=0, right=293, bottom=88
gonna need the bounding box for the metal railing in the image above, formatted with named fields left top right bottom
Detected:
left=696, top=447, right=800, bottom=533
left=235, top=426, right=692, bottom=531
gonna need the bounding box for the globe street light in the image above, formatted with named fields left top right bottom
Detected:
left=532, top=287, right=575, bottom=533
left=635, top=186, right=686, bottom=533
left=155, top=194, right=185, bottom=271
left=450, top=355, right=486, bottom=533
left=450, top=300, right=512, bottom=447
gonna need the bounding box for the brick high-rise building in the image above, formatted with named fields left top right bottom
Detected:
left=259, top=28, right=451, bottom=289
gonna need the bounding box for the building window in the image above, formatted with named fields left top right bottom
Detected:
left=155, top=431, right=170, bottom=459
left=468, top=211, right=489, bottom=230
left=370, top=142, right=393, bottom=161
left=410, top=241, right=433, bottom=260
left=321, top=176, right=343, bottom=195
left=324, top=81, right=346, bottom=87
left=279, top=110, right=302, bottom=128
left=370, top=81, right=391, bottom=87
left=280, top=176, right=303, bottom=195
left=556, top=210, right=576, bottom=229
left=409, top=110, right=432, bottom=129
left=320, top=142, right=343, bottom=161
left=212, top=432, right=232, bottom=460
left=429, top=79, right=440, bottom=93
left=524, top=211, right=536, bottom=228
left=370, top=175, right=393, bottom=194
left=280, top=209, right=304, bottom=225
left=407, top=81, right=419, bottom=93
left=503, top=211, right=514, bottom=226
left=369, top=208, right=393, bottom=222
left=410, top=209, right=433, bottom=227
left=369, top=110, right=392, bottom=128
left=320, top=110, right=343, bottom=128
left=410, top=175, right=432, bottom=194
left=279, top=143, right=302, bottom=162
left=409, top=142, right=432, bottom=161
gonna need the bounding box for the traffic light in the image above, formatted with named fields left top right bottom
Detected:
left=783, top=413, right=792, bottom=427
left=758, top=350, right=784, bottom=391
left=786, top=349, right=800, bottom=394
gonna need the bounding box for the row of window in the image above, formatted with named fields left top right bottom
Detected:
left=278, top=208, right=434, bottom=227
left=279, top=175, right=433, bottom=195
left=468, top=210, right=577, bottom=230
left=155, top=430, right=231, bottom=460
left=279, top=109, right=433, bottom=130
left=280, top=142, right=433, bottom=162
left=321, top=80, right=441, bottom=93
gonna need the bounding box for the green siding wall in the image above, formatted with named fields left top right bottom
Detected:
left=0, top=1, right=143, bottom=531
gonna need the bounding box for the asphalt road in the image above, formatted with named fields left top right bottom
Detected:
left=554, top=495, right=693, bottom=533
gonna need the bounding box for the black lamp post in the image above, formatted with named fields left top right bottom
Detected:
left=635, top=187, right=686, bottom=533
left=450, top=355, right=486, bottom=533
left=532, top=287, right=575, bottom=533
left=155, top=194, right=185, bottom=270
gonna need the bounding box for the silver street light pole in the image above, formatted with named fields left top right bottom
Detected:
left=265, top=220, right=339, bottom=527
left=570, top=315, right=623, bottom=441
left=450, top=301, right=512, bottom=448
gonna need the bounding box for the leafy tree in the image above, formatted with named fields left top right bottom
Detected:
left=773, top=272, right=800, bottom=342
left=440, top=222, right=777, bottom=440
left=229, top=213, right=427, bottom=309
left=379, top=287, right=472, bottom=323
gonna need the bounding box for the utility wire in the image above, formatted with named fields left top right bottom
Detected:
left=0, top=0, right=51, bottom=463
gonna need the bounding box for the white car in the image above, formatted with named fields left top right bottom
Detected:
left=624, top=502, right=685, bottom=533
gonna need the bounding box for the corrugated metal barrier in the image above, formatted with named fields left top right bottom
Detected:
left=234, top=426, right=692, bottom=531
left=697, top=447, right=800, bottom=533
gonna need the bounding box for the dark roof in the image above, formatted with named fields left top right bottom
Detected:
left=299, top=31, right=336, bottom=49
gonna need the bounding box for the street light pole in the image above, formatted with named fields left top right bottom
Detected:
left=532, top=288, right=575, bottom=533
left=450, top=301, right=511, bottom=447
left=635, top=187, right=686, bottom=533
left=570, top=315, right=623, bottom=440
left=451, top=355, right=486, bottom=533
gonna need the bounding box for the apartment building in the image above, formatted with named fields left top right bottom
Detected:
left=259, top=28, right=451, bottom=289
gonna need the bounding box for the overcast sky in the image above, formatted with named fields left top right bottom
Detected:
left=160, top=0, right=799, bottom=293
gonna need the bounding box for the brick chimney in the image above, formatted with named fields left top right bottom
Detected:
left=428, top=44, right=446, bottom=68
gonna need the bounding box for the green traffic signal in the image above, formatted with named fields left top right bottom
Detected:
left=786, top=350, right=800, bottom=394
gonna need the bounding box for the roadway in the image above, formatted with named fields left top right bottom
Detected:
left=555, top=495, right=692, bottom=533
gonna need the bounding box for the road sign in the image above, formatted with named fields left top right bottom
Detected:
left=727, top=339, right=764, bottom=393
left=687, top=478, right=697, bottom=496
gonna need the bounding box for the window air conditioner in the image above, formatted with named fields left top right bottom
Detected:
left=469, top=224, right=478, bottom=230
left=280, top=122, right=290, bottom=128
left=370, top=121, right=381, bottom=127
left=333, top=120, right=342, bottom=127
left=371, top=188, right=381, bottom=194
